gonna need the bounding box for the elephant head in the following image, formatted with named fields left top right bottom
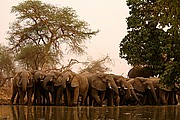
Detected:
left=128, top=66, right=155, bottom=78
left=43, top=71, right=56, bottom=91
left=53, top=72, right=66, bottom=88
left=112, top=74, right=143, bottom=105
left=90, top=73, right=119, bottom=95
left=61, top=70, right=80, bottom=88
left=16, top=70, right=33, bottom=92
left=34, top=70, right=46, bottom=83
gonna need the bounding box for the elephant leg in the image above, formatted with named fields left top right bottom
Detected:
left=55, top=87, right=64, bottom=105
left=173, top=92, right=178, bottom=105
left=66, top=88, right=72, bottom=106
left=167, top=91, right=177, bottom=105
left=73, top=87, right=79, bottom=106
left=27, top=87, right=33, bottom=105
left=142, top=93, right=147, bottom=105
left=106, top=89, right=113, bottom=106
left=114, top=96, right=120, bottom=106
left=99, top=91, right=105, bottom=105
left=81, top=90, right=88, bottom=106
left=130, top=89, right=143, bottom=105
left=159, top=90, right=167, bottom=105
left=36, top=89, right=41, bottom=105
left=10, top=86, right=18, bottom=104
left=43, top=91, right=50, bottom=105
left=146, top=82, right=159, bottom=105
left=91, top=88, right=102, bottom=106
left=16, top=93, right=20, bottom=104
left=18, top=88, right=25, bottom=105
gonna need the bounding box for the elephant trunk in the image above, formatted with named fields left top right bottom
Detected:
left=22, top=78, right=28, bottom=92
left=130, top=89, right=143, bottom=105
left=43, top=76, right=50, bottom=90
left=61, top=77, right=67, bottom=88
left=148, top=83, right=159, bottom=104
left=110, top=81, right=119, bottom=96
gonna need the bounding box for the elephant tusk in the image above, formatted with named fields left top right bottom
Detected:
left=67, top=77, right=70, bottom=82
left=124, top=87, right=128, bottom=89
left=147, top=85, right=151, bottom=89
left=109, top=86, right=112, bottom=89
left=19, top=79, right=22, bottom=84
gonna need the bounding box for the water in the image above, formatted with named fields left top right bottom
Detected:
left=0, top=105, right=180, bottom=120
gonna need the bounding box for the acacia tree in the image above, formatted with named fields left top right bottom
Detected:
left=78, top=55, right=113, bottom=74
left=7, top=0, right=99, bottom=69
left=15, top=43, right=58, bottom=70
left=0, top=45, right=15, bottom=76
left=0, top=45, right=15, bottom=87
left=119, top=0, right=180, bottom=85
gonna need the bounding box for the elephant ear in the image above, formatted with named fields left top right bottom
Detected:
left=90, top=76, right=107, bottom=91
left=132, top=78, right=145, bottom=92
left=27, top=71, right=34, bottom=87
left=71, top=75, right=79, bottom=87
left=15, top=72, right=21, bottom=87
left=54, top=74, right=63, bottom=86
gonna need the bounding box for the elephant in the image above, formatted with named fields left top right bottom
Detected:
left=32, top=70, right=48, bottom=105
left=10, top=70, right=34, bottom=105
left=86, top=73, right=119, bottom=106
left=51, top=71, right=67, bottom=106
left=61, top=70, right=89, bottom=106
left=142, top=77, right=178, bottom=105
left=110, top=74, right=143, bottom=106
left=42, top=71, right=68, bottom=106
left=42, top=71, right=57, bottom=105
left=128, top=66, right=155, bottom=78
left=127, top=77, right=159, bottom=105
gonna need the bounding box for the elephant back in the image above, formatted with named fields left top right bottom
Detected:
left=129, top=79, right=145, bottom=93
left=158, top=83, right=173, bottom=91
left=89, top=76, right=107, bottom=91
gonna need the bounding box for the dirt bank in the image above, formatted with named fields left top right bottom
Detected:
left=0, top=86, right=12, bottom=105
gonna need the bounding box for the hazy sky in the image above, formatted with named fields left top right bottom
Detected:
left=0, top=0, right=132, bottom=76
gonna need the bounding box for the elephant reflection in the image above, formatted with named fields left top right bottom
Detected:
left=11, top=106, right=34, bottom=120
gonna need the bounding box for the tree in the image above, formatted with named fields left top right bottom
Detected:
left=7, top=0, right=99, bottom=62
left=119, top=0, right=180, bottom=85
left=0, top=45, right=15, bottom=87
left=79, top=55, right=113, bottom=74
left=15, top=43, right=58, bottom=70
left=0, top=45, right=15, bottom=76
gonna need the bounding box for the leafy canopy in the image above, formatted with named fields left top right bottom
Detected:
left=0, top=45, right=15, bottom=76
left=16, top=43, right=58, bottom=70
left=119, top=0, right=180, bottom=85
left=7, top=0, right=99, bottom=55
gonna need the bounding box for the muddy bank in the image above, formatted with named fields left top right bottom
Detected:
left=0, top=86, right=12, bottom=105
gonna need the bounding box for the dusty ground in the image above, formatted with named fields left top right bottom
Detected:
left=0, top=85, right=12, bottom=105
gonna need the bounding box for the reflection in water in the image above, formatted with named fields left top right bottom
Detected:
left=0, top=105, right=180, bottom=120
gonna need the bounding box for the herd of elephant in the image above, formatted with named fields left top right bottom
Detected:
left=10, top=69, right=180, bottom=106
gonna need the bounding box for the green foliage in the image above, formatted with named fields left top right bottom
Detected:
left=120, top=0, right=180, bottom=85
left=0, top=45, right=15, bottom=76
left=16, top=43, right=59, bottom=70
